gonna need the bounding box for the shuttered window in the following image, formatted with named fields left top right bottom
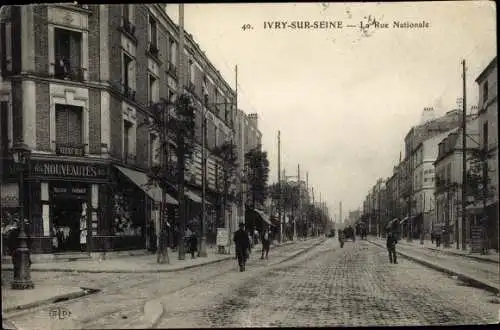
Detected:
left=0, top=101, right=9, bottom=157
left=55, top=104, right=82, bottom=145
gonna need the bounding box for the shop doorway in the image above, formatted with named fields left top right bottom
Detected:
left=52, top=197, right=86, bottom=252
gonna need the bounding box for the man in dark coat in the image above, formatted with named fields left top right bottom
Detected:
left=386, top=231, right=398, bottom=264
left=261, top=228, right=271, bottom=259
left=233, top=223, right=251, bottom=271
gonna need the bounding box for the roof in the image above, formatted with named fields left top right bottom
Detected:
left=475, top=56, right=497, bottom=83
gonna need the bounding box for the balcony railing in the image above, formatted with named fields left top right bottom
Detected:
left=55, top=142, right=86, bottom=157
left=122, top=84, right=136, bottom=102
left=167, top=61, right=177, bottom=78
left=53, top=60, right=86, bottom=82
left=120, top=18, right=137, bottom=42
left=147, top=42, right=160, bottom=60
left=123, top=152, right=137, bottom=165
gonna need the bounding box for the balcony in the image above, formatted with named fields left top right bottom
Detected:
left=167, top=61, right=177, bottom=78
left=55, top=142, right=86, bottom=157
left=123, top=152, right=137, bottom=165
left=122, top=84, right=136, bottom=102
left=120, top=18, right=137, bottom=43
left=53, top=59, right=86, bottom=82
left=147, top=42, right=161, bottom=63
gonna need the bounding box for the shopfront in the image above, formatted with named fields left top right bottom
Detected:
left=1, top=158, right=110, bottom=254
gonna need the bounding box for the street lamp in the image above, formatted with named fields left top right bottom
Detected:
left=11, top=142, right=34, bottom=290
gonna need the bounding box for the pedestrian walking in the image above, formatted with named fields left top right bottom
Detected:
left=233, top=223, right=251, bottom=272
left=386, top=231, right=398, bottom=264
left=188, top=227, right=198, bottom=259
left=338, top=229, right=345, bottom=248
left=261, top=228, right=271, bottom=259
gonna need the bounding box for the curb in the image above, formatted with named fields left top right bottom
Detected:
left=1, top=256, right=235, bottom=274
left=425, top=247, right=499, bottom=265
left=367, top=240, right=499, bottom=295
left=2, top=287, right=99, bottom=314
left=1, top=241, right=309, bottom=274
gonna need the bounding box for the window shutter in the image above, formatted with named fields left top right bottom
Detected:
left=55, top=107, right=68, bottom=144
left=128, top=59, right=136, bottom=90
left=5, top=22, right=12, bottom=72
left=129, top=5, right=135, bottom=25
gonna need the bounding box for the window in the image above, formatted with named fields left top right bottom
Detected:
left=483, top=81, right=488, bottom=103
left=55, top=104, right=83, bottom=154
left=123, top=120, right=132, bottom=157
left=149, top=133, right=158, bottom=167
left=54, top=28, right=83, bottom=81
left=168, top=88, right=176, bottom=103
left=122, top=5, right=135, bottom=36
left=483, top=121, right=488, bottom=151
left=148, top=16, right=158, bottom=49
left=1, top=21, right=12, bottom=73
left=148, top=74, right=159, bottom=105
left=122, top=52, right=135, bottom=90
left=169, top=40, right=177, bottom=66
left=189, top=59, right=195, bottom=84
left=1, top=101, right=9, bottom=158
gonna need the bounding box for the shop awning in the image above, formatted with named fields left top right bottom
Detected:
left=115, top=166, right=178, bottom=205
left=251, top=209, right=273, bottom=226
left=184, top=189, right=211, bottom=205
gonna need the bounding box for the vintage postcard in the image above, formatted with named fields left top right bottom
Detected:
left=1, top=1, right=498, bottom=329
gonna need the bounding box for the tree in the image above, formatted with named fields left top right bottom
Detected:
left=244, top=146, right=270, bottom=209
left=212, top=141, right=238, bottom=228
left=146, top=93, right=196, bottom=262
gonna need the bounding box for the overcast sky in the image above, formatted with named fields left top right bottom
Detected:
left=166, top=1, right=496, bottom=220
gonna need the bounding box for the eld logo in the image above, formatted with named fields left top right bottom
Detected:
left=49, top=307, right=72, bottom=320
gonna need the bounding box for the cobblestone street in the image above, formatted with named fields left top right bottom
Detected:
left=3, top=239, right=322, bottom=329
left=155, top=239, right=499, bottom=328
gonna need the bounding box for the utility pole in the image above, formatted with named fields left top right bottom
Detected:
left=229, top=64, right=238, bottom=252
left=199, top=74, right=208, bottom=258
left=461, top=59, right=467, bottom=251
left=306, top=171, right=309, bottom=238
left=277, top=130, right=282, bottom=243
left=339, top=201, right=342, bottom=227
left=177, top=3, right=186, bottom=260
left=296, top=164, right=300, bottom=241
left=408, top=151, right=413, bottom=242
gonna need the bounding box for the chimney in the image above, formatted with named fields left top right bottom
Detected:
left=247, top=113, right=258, bottom=128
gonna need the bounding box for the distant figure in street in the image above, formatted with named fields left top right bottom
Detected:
left=234, top=223, right=251, bottom=271
left=188, top=227, right=197, bottom=259
left=386, top=231, right=398, bottom=264
left=261, top=228, right=271, bottom=259
left=338, top=229, right=345, bottom=248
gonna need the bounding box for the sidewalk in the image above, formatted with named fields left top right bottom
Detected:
left=368, top=236, right=499, bottom=295
left=397, top=238, right=499, bottom=264
left=2, top=246, right=238, bottom=274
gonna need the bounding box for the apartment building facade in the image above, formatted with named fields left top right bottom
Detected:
left=413, top=129, right=458, bottom=240
left=0, top=4, right=237, bottom=254
left=473, top=56, right=498, bottom=251
left=434, top=117, right=480, bottom=249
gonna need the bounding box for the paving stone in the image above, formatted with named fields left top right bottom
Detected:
left=156, top=239, right=499, bottom=328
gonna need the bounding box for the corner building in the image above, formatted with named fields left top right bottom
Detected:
left=0, top=4, right=237, bottom=255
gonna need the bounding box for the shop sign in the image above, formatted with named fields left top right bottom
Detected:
left=52, top=186, right=88, bottom=195
left=1, top=183, right=19, bottom=207
left=31, top=160, right=109, bottom=180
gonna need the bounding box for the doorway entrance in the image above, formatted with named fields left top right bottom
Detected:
left=52, top=197, right=86, bottom=252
